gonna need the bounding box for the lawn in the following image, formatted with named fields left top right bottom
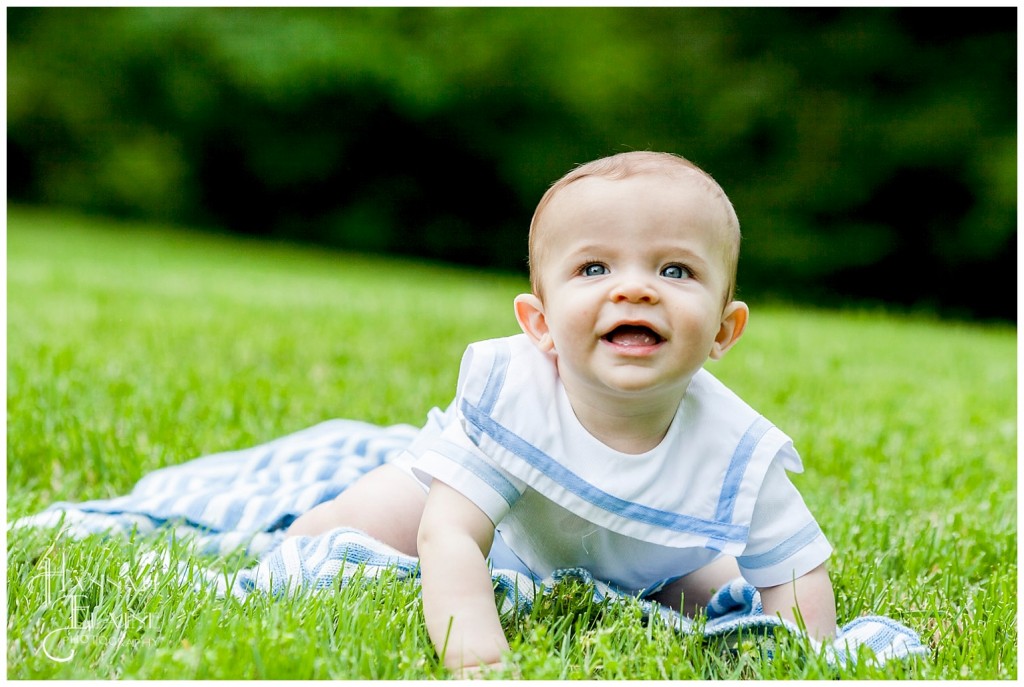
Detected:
left=6, top=206, right=1017, bottom=679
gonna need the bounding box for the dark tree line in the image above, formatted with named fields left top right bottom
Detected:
left=8, top=7, right=1016, bottom=319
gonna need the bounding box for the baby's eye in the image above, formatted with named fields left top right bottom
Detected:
left=661, top=264, right=692, bottom=279
left=582, top=263, right=608, bottom=277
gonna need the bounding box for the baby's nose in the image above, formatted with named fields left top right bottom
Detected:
left=610, top=277, right=659, bottom=304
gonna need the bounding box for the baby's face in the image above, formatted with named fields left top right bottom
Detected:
left=527, top=173, right=737, bottom=400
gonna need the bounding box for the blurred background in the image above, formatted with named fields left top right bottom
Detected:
left=7, top=6, right=1017, bottom=321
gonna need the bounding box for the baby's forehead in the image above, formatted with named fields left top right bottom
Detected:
left=537, top=170, right=736, bottom=240
left=559, top=168, right=720, bottom=205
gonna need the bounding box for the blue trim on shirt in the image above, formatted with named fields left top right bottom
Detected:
left=714, top=416, right=773, bottom=523
left=478, top=341, right=511, bottom=415
left=737, top=521, right=823, bottom=569
left=425, top=438, right=522, bottom=508
left=461, top=399, right=749, bottom=542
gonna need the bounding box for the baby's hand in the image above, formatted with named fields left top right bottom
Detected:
left=456, top=661, right=520, bottom=679
left=418, top=480, right=510, bottom=672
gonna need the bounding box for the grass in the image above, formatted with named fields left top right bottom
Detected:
left=6, top=206, right=1017, bottom=679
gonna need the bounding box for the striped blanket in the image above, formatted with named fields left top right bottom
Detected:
left=12, top=419, right=928, bottom=668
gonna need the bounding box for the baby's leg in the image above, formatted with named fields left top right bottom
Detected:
left=286, top=464, right=426, bottom=556
left=648, top=556, right=741, bottom=616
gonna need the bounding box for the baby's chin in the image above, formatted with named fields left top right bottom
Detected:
left=585, top=367, right=693, bottom=399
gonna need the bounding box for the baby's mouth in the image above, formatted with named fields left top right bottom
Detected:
left=602, top=325, right=664, bottom=347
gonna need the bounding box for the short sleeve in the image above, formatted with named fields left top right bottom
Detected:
left=736, top=455, right=832, bottom=588
left=410, top=419, right=527, bottom=527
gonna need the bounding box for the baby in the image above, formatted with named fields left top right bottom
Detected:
left=288, top=151, right=837, bottom=673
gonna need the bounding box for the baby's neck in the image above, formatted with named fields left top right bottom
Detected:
left=563, top=385, right=687, bottom=455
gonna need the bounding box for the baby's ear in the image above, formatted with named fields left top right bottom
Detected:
left=514, top=294, right=554, bottom=352
left=709, top=301, right=749, bottom=360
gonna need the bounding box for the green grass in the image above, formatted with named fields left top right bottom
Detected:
left=7, top=206, right=1017, bottom=679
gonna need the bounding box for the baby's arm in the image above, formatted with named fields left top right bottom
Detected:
left=417, top=479, right=509, bottom=674
left=758, top=563, right=836, bottom=640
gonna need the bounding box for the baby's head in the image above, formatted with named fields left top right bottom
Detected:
left=514, top=151, right=749, bottom=399
left=528, top=151, right=741, bottom=306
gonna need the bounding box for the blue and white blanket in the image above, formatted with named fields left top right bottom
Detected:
left=12, top=420, right=929, bottom=668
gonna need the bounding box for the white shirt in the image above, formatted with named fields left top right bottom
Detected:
left=404, top=334, right=831, bottom=592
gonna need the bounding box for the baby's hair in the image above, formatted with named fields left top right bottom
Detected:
left=528, top=151, right=741, bottom=303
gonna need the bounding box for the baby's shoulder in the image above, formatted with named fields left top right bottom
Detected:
left=684, top=367, right=760, bottom=420
left=456, top=334, right=554, bottom=407
left=459, top=334, right=551, bottom=383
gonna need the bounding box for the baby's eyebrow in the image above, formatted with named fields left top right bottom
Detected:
left=652, top=245, right=709, bottom=264
left=562, top=243, right=608, bottom=257
left=682, top=251, right=710, bottom=266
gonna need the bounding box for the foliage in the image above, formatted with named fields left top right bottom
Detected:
left=7, top=208, right=1016, bottom=678
left=6, top=7, right=1017, bottom=319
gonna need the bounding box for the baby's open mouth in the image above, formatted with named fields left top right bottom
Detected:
left=603, top=325, right=664, bottom=347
